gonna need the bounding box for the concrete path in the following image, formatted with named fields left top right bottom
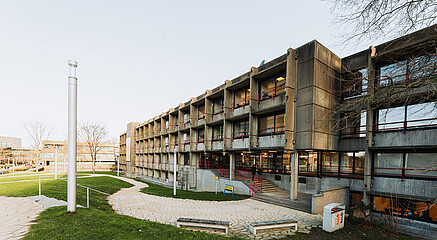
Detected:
left=108, top=176, right=323, bottom=239
left=0, top=196, right=44, bottom=240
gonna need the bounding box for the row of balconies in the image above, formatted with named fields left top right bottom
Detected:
left=133, top=133, right=286, bottom=154
left=134, top=92, right=286, bottom=141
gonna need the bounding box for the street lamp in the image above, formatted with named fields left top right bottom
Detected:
left=67, top=60, right=78, bottom=212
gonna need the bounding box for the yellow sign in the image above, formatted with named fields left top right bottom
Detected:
left=214, top=176, right=219, bottom=180
left=224, top=185, right=233, bottom=191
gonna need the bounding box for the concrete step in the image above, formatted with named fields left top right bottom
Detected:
left=252, top=194, right=312, bottom=213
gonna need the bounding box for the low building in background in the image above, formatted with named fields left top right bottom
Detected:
left=41, top=140, right=118, bottom=172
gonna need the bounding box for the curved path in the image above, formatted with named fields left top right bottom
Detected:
left=108, top=176, right=322, bottom=239
left=0, top=196, right=44, bottom=240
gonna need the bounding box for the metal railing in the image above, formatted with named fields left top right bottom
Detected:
left=258, top=84, right=286, bottom=102
left=257, top=126, right=285, bottom=137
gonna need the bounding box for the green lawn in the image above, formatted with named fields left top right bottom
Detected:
left=0, top=176, right=132, bottom=211
left=138, top=179, right=250, bottom=201
left=283, top=217, right=415, bottom=240
left=24, top=207, right=237, bottom=240
left=78, top=171, right=118, bottom=176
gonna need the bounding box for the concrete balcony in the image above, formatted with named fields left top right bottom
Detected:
left=196, top=142, right=205, bottom=151
left=258, top=93, right=286, bottom=112
left=211, top=112, right=224, bottom=122
left=232, top=138, right=249, bottom=149
left=181, top=122, right=190, bottom=130
left=197, top=118, right=205, bottom=126
left=258, top=134, right=286, bottom=148
left=153, top=162, right=160, bottom=169
left=212, top=140, right=224, bottom=150
left=373, top=128, right=437, bottom=148
left=148, top=162, right=153, bottom=168
left=232, top=104, right=250, bottom=117
left=183, top=143, right=190, bottom=152
left=154, top=147, right=161, bottom=153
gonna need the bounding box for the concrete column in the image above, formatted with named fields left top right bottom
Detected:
left=285, top=48, right=297, bottom=151
left=290, top=152, right=298, bottom=200
left=229, top=153, right=235, bottom=180
left=363, top=46, right=377, bottom=206
left=249, top=67, right=259, bottom=150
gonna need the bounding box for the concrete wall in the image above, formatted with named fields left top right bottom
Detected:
left=370, top=212, right=437, bottom=240
left=373, top=129, right=437, bottom=148
left=0, top=136, right=22, bottom=148
left=196, top=169, right=250, bottom=195
left=297, top=176, right=363, bottom=194
left=372, top=177, right=437, bottom=199
left=232, top=138, right=249, bottom=149
left=258, top=135, right=285, bottom=148
left=312, top=187, right=349, bottom=215
left=263, top=173, right=292, bottom=190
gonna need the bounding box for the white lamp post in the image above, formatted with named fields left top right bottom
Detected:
left=67, top=60, right=78, bottom=212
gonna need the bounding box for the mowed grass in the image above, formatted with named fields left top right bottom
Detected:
left=138, top=179, right=250, bottom=201
left=0, top=176, right=132, bottom=211
left=283, top=217, right=415, bottom=240
left=24, top=207, right=238, bottom=240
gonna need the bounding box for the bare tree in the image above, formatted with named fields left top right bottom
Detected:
left=79, top=122, right=108, bottom=174
left=24, top=121, right=53, bottom=150
left=325, top=0, right=437, bottom=43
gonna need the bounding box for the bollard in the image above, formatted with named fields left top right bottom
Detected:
left=39, top=177, right=41, bottom=196
left=87, top=188, right=89, bottom=208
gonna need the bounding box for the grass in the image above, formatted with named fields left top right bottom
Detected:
left=24, top=207, right=238, bottom=240
left=0, top=176, right=132, bottom=211
left=78, top=170, right=118, bottom=176
left=282, top=217, right=415, bottom=240
left=138, top=179, right=250, bottom=201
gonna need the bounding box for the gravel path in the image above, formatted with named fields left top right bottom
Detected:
left=0, top=196, right=44, bottom=240
left=108, top=176, right=323, bottom=239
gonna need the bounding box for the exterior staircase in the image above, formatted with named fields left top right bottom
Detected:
left=252, top=179, right=312, bottom=213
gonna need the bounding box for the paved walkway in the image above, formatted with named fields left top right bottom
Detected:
left=108, top=177, right=323, bottom=239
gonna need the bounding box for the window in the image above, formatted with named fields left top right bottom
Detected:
left=322, top=152, right=339, bottom=175
left=374, top=153, right=403, bottom=176
left=341, top=68, right=368, bottom=100
left=197, top=129, right=205, bottom=143
left=165, top=120, right=169, bottom=130
left=258, top=113, right=285, bottom=136
left=183, top=133, right=189, bottom=144
left=373, top=196, right=437, bottom=223
left=298, top=151, right=318, bottom=175
left=234, top=88, right=250, bottom=108
left=233, top=120, right=249, bottom=139
left=340, top=151, right=364, bottom=176
left=184, top=113, right=190, bottom=123
left=259, top=76, right=286, bottom=101
left=377, top=102, right=437, bottom=132
left=405, top=153, right=437, bottom=178
left=212, top=125, right=223, bottom=141
left=198, top=105, right=205, bottom=119
left=165, top=137, right=169, bottom=146
left=212, top=98, right=224, bottom=115
left=340, top=111, right=366, bottom=138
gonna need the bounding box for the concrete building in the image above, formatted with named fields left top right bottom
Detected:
left=41, top=140, right=118, bottom=172
left=0, top=136, right=22, bottom=149
left=120, top=25, right=437, bottom=238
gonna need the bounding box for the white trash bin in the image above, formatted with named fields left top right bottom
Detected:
left=322, top=203, right=345, bottom=232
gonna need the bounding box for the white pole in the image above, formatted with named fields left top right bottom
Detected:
left=55, top=146, right=58, bottom=179
left=12, top=158, right=14, bottom=172
left=173, top=148, right=177, bottom=196
left=87, top=188, right=89, bottom=208
left=117, top=156, right=119, bottom=176
left=38, top=177, right=41, bottom=196
left=67, top=60, right=78, bottom=212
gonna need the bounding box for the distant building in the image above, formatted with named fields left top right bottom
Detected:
left=0, top=136, right=22, bottom=149
left=41, top=140, right=118, bottom=172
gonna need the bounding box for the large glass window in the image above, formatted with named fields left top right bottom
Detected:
left=234, top=88, right=250, bottom=108
left=405, top=153, right=437, bottom=178
left=198, top=105, right=205, bottom=119
left=259, top=76, right=286, bottom=101
left=212, top=98, right=224, bottom=115
left=341, top=68, right=368, bottom=100
left=340, top=111, right=366, bottom=138
left=298, top=151, right=318, bottom=175
left=374, top=153, right=403, bottom=176
left=258, top=113, right=285, bottom=136
left=212, top=125, right=223, bottom=141
left=183, top=113, right=190, bottom=123
left=233, top=120, right=249, bottom=139
left=197, top=129, right=205, bottom=143
left=373, top=196, right=437, bottom=223
left=322, top=152, right=339, bottom=175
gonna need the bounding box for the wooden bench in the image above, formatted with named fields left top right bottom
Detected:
left=249, top=219, right=298, bottom=235
left=176, top=218, right=230, bottom=234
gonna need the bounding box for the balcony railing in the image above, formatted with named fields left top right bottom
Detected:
left=197, top=113, right=206, bottom=120
left=258, top=84, right=286, bottom=102
left=211, top=135, right=223, bottom=142
left=212, top=107, right=224, bottom=116
left=233, top=99, right=249, bottom=109
left=257, top=126, right=285, bottom=137
left=232, top=131, right=249, bottom=140
left=377, top=117, right=437, bottom=134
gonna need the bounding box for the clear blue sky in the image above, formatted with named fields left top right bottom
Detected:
left=0, top=0, right=379, bottom=147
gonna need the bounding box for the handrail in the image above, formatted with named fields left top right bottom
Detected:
left=233, top=99, right=249, bottom=109
left=232, top=131, right=249, bottom=140
left=258, top=84, right=286, bottom=102
left=257, top=126, right=285, bottom=137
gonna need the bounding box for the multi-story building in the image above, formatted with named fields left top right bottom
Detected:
left=41, top=140, right=118, bottom=172
left=0, top=136, right=22, bottom=149
left=120, top=25, right=437, bottom=238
